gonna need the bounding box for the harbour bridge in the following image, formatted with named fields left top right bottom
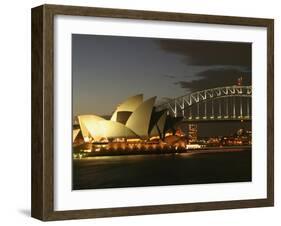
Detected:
left=156, top=85, right=252, bottom=122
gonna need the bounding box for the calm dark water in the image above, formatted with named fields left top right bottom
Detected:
left=72, top=149, right=251, bottom=190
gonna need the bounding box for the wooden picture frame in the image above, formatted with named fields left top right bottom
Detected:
left=31, top=4, right=274, bottom=221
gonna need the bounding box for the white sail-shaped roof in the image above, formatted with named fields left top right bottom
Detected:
left=77, top=115, right=105, bottom=141
left=78, top=114, right=137, bottom=141
left=126, top=97, right=156, bottom=138
left=76, top=95, right=168, bottom=142
left=97, top=120, right=137, bottom=139
left=111, top=94, right=143, bottom=122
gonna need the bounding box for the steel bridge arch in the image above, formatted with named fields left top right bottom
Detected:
left=156, top=85, right=252, bottom=118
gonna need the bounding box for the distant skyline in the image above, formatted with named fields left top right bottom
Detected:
left=72, top=34, right=251, bottom=117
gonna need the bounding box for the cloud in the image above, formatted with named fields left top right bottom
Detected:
left=174, top=67, right=251, bottom=92
left=157, top=39, right=252, bottom=93
left=158, top=39, right=252, bottom=67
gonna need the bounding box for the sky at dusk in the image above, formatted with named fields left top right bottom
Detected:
left=72, top=34, right=251, bottom=117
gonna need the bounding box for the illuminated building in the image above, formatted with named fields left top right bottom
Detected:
left=188, top=124, right=198, bottom=143
left=76, top=94, right=168, bottom=142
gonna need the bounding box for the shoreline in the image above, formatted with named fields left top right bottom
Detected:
left=74, top=146, right=251, bottom=159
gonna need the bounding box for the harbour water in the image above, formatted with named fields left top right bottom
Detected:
left=72, top=148, right=251, bottom=190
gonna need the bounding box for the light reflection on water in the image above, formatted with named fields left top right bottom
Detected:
left=76, top=148, right=250, bottom=162
left=72, top=148, right=251, bottom=190
left=80, top=152, right=195, bottom=161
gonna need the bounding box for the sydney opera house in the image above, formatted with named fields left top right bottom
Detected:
left=73, top=94, right=176, bottom=144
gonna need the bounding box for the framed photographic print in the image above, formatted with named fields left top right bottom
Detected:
left=31, top=4, right=274, bottom=221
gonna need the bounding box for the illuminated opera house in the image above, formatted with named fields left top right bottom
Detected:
left=73, top=94, right=173, bottom=144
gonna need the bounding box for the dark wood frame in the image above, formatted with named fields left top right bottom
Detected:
left=31, top=4, right=274, bottom=221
